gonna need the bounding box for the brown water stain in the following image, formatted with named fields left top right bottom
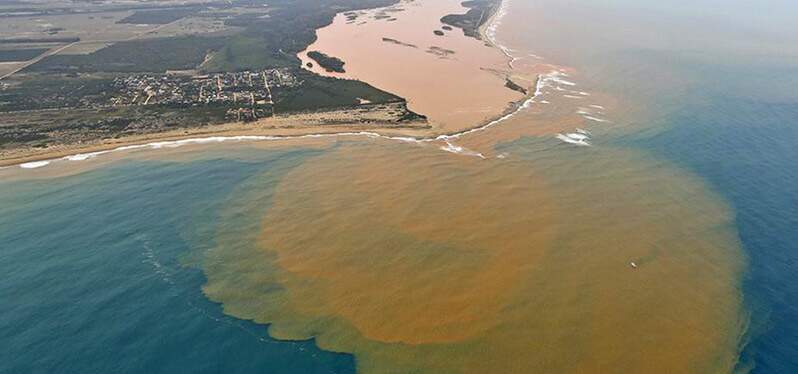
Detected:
left=202, top=140, right=744, bottom=373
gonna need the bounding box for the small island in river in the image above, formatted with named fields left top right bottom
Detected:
left=306, top=51, right=347, bottom=73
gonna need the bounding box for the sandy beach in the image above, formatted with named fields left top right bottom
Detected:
left=0, top=103, right=430, bottom=168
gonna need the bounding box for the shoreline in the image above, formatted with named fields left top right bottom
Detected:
left=480, top=0, right=520, bottom=71
left=1, top=0, right=536, bottom=170
left=479, top=0, right=505, bottom=46
left=0, top=117, right=429, bottom=168
left=2, top=72, right=547, bottom=170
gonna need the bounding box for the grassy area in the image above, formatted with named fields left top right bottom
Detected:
left=275, top=71, right=401, bottom=112
left=0, top=37, right=79, bottom=43
left=0, top=48, right=48, bottom=62
left=117, top=8, right=199, bottom=24
left=0, top=74, right=115, bottom=112
left=201, top=35, right=293, bottom=72
left=25, top=36, right=228, bottom=73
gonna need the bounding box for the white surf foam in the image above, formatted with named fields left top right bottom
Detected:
left=63, top=150, right=113, bottom=161
left=566, top=133, right=589, bottom=141
left=439, top=141, right=486, bottom=159
left=556, top=133, right=591, bottom=146
left=583, top=115, right=610, bottom=123
left=19, top=160, right=51, bottom=169
left=549, top=76, right=576, bottom=87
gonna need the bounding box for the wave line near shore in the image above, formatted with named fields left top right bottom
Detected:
left=11, top=71, right=559, bottom=170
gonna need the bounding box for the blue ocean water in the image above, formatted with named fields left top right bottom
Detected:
left=629, top=62, right=798, bottom=372
left=0, top=149, right=355, bottom=373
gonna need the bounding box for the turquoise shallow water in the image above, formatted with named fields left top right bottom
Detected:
left=0, top=149, right=356, bottom=373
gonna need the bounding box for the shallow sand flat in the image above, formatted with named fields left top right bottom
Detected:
left=299, top=0, right=524, bottom=133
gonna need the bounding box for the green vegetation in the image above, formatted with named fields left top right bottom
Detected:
left=0, top=48, right=48, bottom=62
left=306, top=51, right=345, bottom=73
left=117, top=8, right=198, bottom=24
left=25, top=0, right=398, bottom=74
left=201, top=35, right=292, bottom=72
left=0, top=105, right=229, bottom=150
left=26, top=36, right=227, bottom=73
left=0, top=37, right=79, bottom=43
left=202, top=0, right=395, bottom=70
left=440, top=0, right=499, bottom=39
left=0, top=74, right=115, bottom=112
left=274, top=70, right=400, bottom=111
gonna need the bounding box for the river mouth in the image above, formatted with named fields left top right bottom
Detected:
left=298, top=0, right=529, bottom=134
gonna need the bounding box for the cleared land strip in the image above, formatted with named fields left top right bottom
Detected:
left=0, top=42, right=77, bottom=81
left=0, top=19, right=185, bottom=81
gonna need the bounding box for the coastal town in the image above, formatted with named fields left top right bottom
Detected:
left=109, top=68, right=301, bottom=121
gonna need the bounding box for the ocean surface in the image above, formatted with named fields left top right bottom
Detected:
left=2, top=0, right=798, bottom=372
left=0, top=149, right=357, bottom=373
left=497, top=1, right=798, bottom=371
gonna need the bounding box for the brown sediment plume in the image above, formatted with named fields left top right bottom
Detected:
left=202, top=139, right=745, bottom=373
